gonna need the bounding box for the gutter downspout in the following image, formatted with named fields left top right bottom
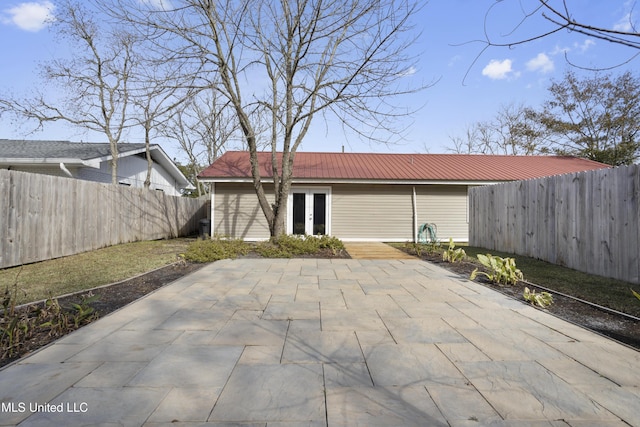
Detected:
left=412, top=186, right=417, bottom=243
left=59, top=162, right=73, bottom=178
left=209, top=182, right=215, bottom=239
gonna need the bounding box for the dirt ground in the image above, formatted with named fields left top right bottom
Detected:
left=2, top=251, right=638, bottom=368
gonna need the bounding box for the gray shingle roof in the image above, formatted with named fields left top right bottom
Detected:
left=0, top=140, right=148, bottom=160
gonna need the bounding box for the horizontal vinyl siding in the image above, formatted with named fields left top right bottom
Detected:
left=213, top=182, right=470, bottom=242
left=416, top=185, right=469, bottom=241
left=332, top=184, right=413, bottom=241
left=213, top=183, right=271, bottom=240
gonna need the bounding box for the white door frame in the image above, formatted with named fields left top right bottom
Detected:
left=287, top=186, right=332, bottom=235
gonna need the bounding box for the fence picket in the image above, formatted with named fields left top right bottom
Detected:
left=0, top=170, right=207, bottom=269
left=469, top=164, right=640, bottom=284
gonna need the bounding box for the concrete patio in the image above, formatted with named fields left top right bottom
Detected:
left=0, top=258, right=639, bottom=426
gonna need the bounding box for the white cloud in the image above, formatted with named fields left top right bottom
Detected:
left=574, top=39, right=595, bottom=53
left=550, top=45, right=570, bottom=56
left=613, top=0, right=637, bottom=33
left=397, top=66, right=417, bottom=77
left=138, top=0, right=173, bottom=10
left=548, top=39, right=594, bottom=59
left=614, top=13, right=632, bottom=31
left=2, top=1, right=54, bottom=32
left=447, top=55, right=462, bottom=67
left=526, top=53, right=554, bottom=74
left=482, top=59, right=516, bottom=80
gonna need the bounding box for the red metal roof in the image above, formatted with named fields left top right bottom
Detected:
left=199, top=151, right=610, bottom=182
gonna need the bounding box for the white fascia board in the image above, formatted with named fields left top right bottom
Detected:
left=287, top=179, right=507, bottom=186
left=0, top=158, right=101, bottom=168
left=198, top=177, right=507, bottom=186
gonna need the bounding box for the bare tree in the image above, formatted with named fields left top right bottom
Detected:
left=101, top=0, right=425, bottom=236
left=162, top=89, right=241, bottom=196
left=449, top=123, right=486, bottom=154
left=0, top=0, right=135, bottom=184
left=129, top=63, right=192, bottom=189
left=477, top=0, right=640, bottom=70
left=449, top=104, right=549, bottom=155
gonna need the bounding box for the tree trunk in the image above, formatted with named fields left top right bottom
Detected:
left=109, top=139, right=118, bottom=185
left=271, top=212, right=286, bottom=237
left=144, top=124, right=152, bottom=189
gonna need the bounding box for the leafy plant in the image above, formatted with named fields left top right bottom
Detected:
left=442, top=238, right=466, bottom=263
left=632, top=289, right=640, bottom=302
left=0, top=315, right=31, bottom=358
left=403, top=242, right=422, bottom=257
left=470, top=253, right=524, bottom=286
left=40, top=291, right=100, bottom=335
left=69, top=292, right=100, bottom=328
left=2, top=265, right=101, bottom=359
left=523, top=287, right=554, bottom=308
left=38, top=298, right=71, bottom=337
left=403, top=241, right=442, bottom=258
left=1, top=268, right=32, bottom=358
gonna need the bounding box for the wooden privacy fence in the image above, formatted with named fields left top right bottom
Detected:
left=0, top=170, right=207, bottom=269
left=469, top=164, right=640, bottom=285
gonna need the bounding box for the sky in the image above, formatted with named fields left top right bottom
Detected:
left=0, top=0, right=638, bottom=162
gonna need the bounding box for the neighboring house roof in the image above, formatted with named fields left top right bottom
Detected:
left=0, top=139, right=191, bottom=188
left=199, top=151, right=610, bottom=183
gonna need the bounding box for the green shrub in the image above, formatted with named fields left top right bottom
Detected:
left=271, top=234, right=316, bottom=255
left=254, top=241, right=293, bottom=258
left=315, top=235, right=345, bottom=255
left=255, top=234, right=345, bottom=258
left=470, top=253, right=523, bottom=286
left=182, top=237, right=251, bottom=263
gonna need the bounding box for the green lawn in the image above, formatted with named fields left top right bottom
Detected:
left=1, top=238, right=194, bottom=305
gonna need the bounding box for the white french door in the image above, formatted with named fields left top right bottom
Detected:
left=287, top=187, right=331, bottom=235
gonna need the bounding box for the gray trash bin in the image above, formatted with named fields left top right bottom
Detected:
left=199, top=219, right=211, bottom=238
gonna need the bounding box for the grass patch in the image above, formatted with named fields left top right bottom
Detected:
left=0, top=239, right=193, bottom=305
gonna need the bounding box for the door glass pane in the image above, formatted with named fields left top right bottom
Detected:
left=293, top=193, right=306, bottom=235
left=313, top=193, right=326, bottom=235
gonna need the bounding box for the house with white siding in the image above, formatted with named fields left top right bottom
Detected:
left=198, top=151, right=609, bottom=242
left=0, top=140, right=192, bottom=197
